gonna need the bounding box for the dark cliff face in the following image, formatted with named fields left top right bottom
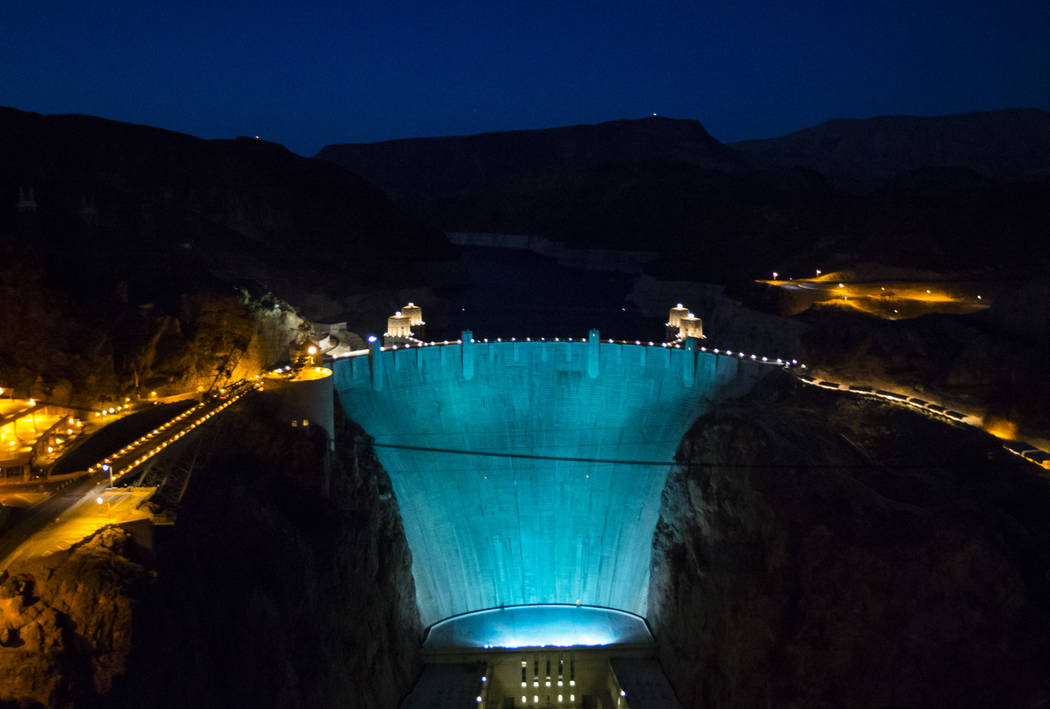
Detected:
left=0, top=398, right=421, bottom=709
left=649, top=374, right=1050, bottom=708
left=0, top=241, right=267, bottom=407
left=799, top=308, right=1050, bottom=439
left=107, top=402, right=422, bottom=709
left=0, top=527, right=154, bottom=708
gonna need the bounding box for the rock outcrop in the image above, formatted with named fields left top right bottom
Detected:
left=0, top=104, right=453, bottom=407
left=0, top=397, right=421, bottom=708
left=0, top=527, right=153, bottom=708
left=0, top=240, right=308, bottom=409
left=108, top=401, right=422, bottom=709
left=800, top=308, right=1050, bottom=440
left=649, top=373, right=1050, bottom=708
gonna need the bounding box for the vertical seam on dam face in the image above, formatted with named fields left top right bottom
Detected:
left=334, top=340, right=764, bottom=628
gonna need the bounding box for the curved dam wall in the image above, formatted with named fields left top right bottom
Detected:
left=333, top=333, right=767, bottom=628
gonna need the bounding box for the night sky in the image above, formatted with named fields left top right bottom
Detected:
left=2, top=0, right=1047, bottom=156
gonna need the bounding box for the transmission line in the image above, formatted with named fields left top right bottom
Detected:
left=370, top=441, right=983, bottom=470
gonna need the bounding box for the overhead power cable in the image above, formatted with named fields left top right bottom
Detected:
left=370, top=442, right=984, bottom=470
left=372, top=442, right=676, bottom=467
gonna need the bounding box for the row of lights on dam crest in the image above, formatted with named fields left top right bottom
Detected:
left=346, top=301, right=803, bottom=372
left=376, top=302, right=707, bottom=347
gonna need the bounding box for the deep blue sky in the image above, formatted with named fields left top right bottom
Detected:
left=2, top=0, right=1047, bottom=156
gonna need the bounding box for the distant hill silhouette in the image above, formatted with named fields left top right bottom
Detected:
left=318, top=113, right=1050, bottom=280
left=0, top=106, right=450, bottom=305
left=733, top=109, right=1050, bottom=185
left=318, top=116, right=745, bottom=201
left=0, top=106, right=454, bottom=408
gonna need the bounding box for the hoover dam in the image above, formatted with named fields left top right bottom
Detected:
left=333, top=330, right=775, bottom=635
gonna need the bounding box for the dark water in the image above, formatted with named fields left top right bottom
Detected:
left=437, top=247, right=663, bottom=341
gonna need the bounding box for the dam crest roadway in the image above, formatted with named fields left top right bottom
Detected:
left=334, top=329, right=794, bottom=632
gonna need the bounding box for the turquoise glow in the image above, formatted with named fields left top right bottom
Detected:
left=334, top=333, right=764, bottom=628
left=423, top=605, right=652, bottom=650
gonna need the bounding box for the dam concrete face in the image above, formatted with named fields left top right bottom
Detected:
left=334, top=334, right=766, bottom=628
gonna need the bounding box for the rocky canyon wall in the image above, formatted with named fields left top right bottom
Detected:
left=1, top=398, right=421, bottom=708
left=648, top=373, right=1050, bottom=708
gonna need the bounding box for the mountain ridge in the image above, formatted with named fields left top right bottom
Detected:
left=316, top=116, right=747, bottom=213
left=0, top=105, right=451, bottom=303
left=316, top=109, right=1050, bottom=279
left=732, top=108, right=1050, bottom=183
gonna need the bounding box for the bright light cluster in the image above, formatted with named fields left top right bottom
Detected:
left=87, top=385, right=252, bottom=484
left=1, top=403, right=73, bottom=459
left=759, top=272, right=990, bottom=320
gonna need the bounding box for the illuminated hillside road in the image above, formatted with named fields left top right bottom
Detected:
left=0, top=471, right=112, bottom=569
left=0, top=383, right=252, bottom=570
left=758, top=274, right=989, bottom=319
left=335, top=331, right=772, bottom=627
left=794, top=373, right=1050, bottom=469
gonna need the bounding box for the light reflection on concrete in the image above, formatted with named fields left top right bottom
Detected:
left=424, top=605, right=652, bottom=650
left=2, top=487, right=155, bottom=567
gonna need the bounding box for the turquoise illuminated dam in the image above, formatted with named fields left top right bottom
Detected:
left=333, top=331, right=772, bottom=632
